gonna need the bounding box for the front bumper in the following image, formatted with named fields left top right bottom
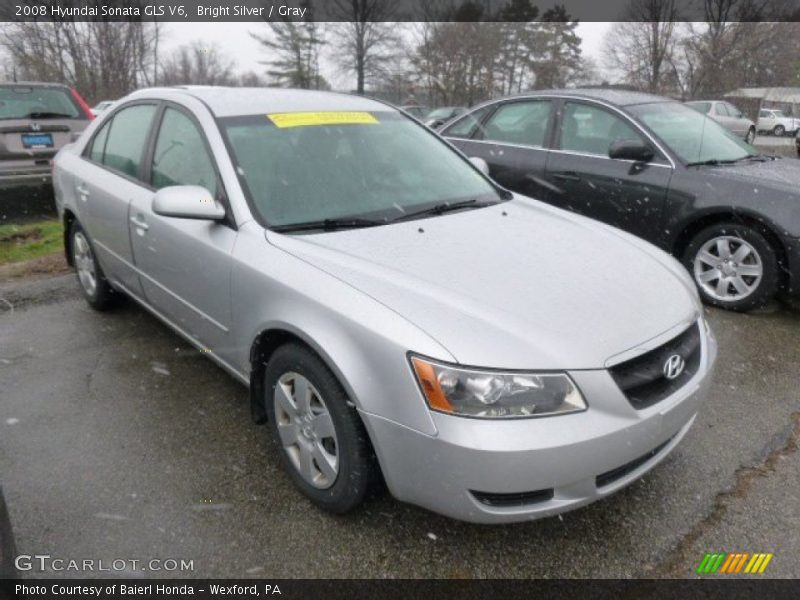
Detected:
left=364, top=323, right=717, bottom=524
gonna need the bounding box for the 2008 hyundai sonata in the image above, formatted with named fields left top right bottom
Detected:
left=53, top=87, right=717, bottom=523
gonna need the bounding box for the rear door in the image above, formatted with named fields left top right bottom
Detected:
left=544, top=100, right=673, bottom=240
left=723, top=102, right=749, bottom=137
left=128, top=104, right=236, bottom=354
left=72, top=103, right=158, bottom=296
left=444, top=99, right=555, bottom=200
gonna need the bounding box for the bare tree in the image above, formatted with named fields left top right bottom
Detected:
left=603, top=0, right=680, bottom=94
left=159, top=41, right=236, bottom=86
left=328, top=0, right=399, bottom=94
left=1, top=13, right=161, bottom=102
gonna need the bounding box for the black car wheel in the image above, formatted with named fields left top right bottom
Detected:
left=684, top=223, right=779, bottom=311
left=264, top=343, right=378, bottom=514
left=745, top=127, right=756, bottom=144
left=773, top=124, right=786, bottom=137
left=69, top=221, right=121, bottom=310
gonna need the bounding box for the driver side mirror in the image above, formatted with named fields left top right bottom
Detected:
left=152, top=185, right=226, bottom=221
left=608, top=139, right=655, bottom=163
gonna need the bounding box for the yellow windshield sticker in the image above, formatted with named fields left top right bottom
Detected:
left=267, top=111, right=379, bottom=128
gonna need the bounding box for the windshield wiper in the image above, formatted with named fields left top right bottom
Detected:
left=24, top=112, right=74, bottom=119
left=687, top=154, right=769, bottom=167
left=392, top=198, right=498, bottom=223
left=686, top=158, right=737, bottom=167
left=271, top=217, right=386, bottom=233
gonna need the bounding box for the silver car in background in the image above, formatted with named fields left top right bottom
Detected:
left=53, top=87, right=717, bottom=523
left=686, top=100, right=756, bottom=143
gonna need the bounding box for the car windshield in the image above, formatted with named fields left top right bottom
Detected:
left=220, top=111, right=500, bottom=228
left=630, top=102, right=756, bottom=164
left=0, top=86, right=81, bottom=120
left=427, top=108, right=456, bottom=119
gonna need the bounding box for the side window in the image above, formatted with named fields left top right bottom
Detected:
left=88, top=120, right=111, bottom=163
left=442, top=106, right=490, bottom=139
left=696, top=102, right=711, bottom=114
left=558, top=102, right=644, bottom=156
left=759, top=110, right=769, bottom=118
left=151, top=107, right=218, bottom=196
left=102, top=104, right=157, bottom=178
left=480, top=101, right=552, bottom=147
left=714, top=103, right=729, bottom=117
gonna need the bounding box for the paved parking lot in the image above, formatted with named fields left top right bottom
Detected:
left=0, top=274, right=798, bottom=578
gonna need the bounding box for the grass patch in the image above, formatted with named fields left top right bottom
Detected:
left=0, top=219, right=63, bottom=265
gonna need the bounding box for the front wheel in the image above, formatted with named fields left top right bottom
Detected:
left=745, top=127, right=756, bottom=144
left=773, top=124, right=786, bottom=137
left=684, top=223, right=779, bottom=312
left=264, top=343, right=378, bottom=514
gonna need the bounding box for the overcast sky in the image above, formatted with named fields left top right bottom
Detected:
left=165, top=22, right=612, bottom=90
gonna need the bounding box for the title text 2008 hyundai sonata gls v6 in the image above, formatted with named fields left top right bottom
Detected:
left=52, top=87, right=717, bottom=523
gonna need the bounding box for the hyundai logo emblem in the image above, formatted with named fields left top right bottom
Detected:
left=663, top=354, right=686, bottom=380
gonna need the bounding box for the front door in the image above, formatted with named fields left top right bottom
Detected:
left=544, top=100, right=673, bottom=241
left=128, top=105, right=236, bottom=356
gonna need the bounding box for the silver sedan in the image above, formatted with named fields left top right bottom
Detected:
left=53, top=87, right=717, bottom=523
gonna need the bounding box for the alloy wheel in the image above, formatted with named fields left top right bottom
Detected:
left=73, top=231, right=97, bottom=297
left=693, top=235, right=763, bottom=302
left=273, top=372, right=339, bottom=489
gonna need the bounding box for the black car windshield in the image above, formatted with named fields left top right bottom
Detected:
left=629, top=102, right=756, bottom=164
left=0, top=86, right=81, bottom=120
left=221, top=111, right=500, bottom=228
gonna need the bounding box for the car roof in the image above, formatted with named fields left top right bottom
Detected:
left=508, top=88, right=673, bottom=107
left=128, top=86, right=395, bottom=118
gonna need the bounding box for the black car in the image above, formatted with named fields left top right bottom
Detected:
left=443, top=89, right=800, bottom=311
left=424, top=106, right=467, bottom=130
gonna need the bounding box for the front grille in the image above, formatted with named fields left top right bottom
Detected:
left=470, top=488, right=554, bottom=508
left=595, top=437, right=673, bottom=488
left=609, top=323, right=701, bottom=410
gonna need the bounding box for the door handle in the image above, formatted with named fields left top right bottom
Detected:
left=130, top=215, right=149, bottom=231
left=76, top=183, right=89, bottom=200
left=552, top=172, right=581, bottom=182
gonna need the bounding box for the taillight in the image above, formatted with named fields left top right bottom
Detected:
left=70, top=88, right=95, bottom=121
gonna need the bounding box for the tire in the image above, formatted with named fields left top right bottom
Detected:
left=69, top=220, right=121, bottom=311
left=683, top=222, right=779, bottom=312
left=745, top=127, right=756, bottom=144
left=773, top=124, right=786, bottom=137
left=264, top=343, right=377, bottom=514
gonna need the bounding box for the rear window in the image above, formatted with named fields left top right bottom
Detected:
left=0, top=86, right=82, bottom=120
left=102, top=104, right=157, bottom=178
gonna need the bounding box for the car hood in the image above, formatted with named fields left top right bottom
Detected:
left=701, top=157, right=800, bottom=192
left=267, top=198, right=699, bottom=370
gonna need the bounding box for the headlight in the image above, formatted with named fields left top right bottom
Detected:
left=410, top=356, right=586, bottom=419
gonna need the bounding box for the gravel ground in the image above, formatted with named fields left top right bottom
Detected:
left=0, top=273, right=798, bottom=579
